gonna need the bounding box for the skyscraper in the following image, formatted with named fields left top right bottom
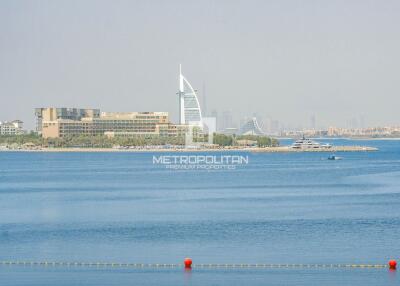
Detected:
left=221, top=110, right=233, bottom=131
left=177, top=65, right=203, bottom=127
left=240, top=117, right=264, bottom=135
left=210, top=109, right=219, bottom=130
left=202, top=81, right=207, bottom=117
left=310, top=115, right=316, bottom=130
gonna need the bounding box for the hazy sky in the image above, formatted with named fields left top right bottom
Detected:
left=1, top=0, right=399, bottom=130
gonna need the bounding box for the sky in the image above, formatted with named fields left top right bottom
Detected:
left=0, top=0, right=399, bottom=130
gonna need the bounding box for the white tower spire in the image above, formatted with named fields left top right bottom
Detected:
left=177, top=64, right=203, bottom=127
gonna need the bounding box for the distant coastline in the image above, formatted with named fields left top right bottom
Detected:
left=276, top=137, right=400, bottom=140
left=341, top=137, right=400, bottom=140
left=0, top=146, right=378, bottom=153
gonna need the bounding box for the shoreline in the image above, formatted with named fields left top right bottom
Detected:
left=0, top=146, right=378, bottom=153
left=277, top=137, right=400, bottom=141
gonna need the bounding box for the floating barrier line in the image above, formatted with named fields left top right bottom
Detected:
left=0, top=261, right=389, bottom=269
left=0, top=261, right=183, bottom=268
left=192, top=263, right=387, bottom=269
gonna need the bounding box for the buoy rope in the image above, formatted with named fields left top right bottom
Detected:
left=0, top=261, right=388, bottom=269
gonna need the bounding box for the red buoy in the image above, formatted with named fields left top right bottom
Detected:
left=389, top=260, right=397, bottom=270
left=184, top=258, right=192, bottom=269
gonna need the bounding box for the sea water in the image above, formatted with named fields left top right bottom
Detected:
left=0, top=139, right=399, bottom=285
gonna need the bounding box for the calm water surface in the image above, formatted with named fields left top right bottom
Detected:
left=0, top=139, right=399, bottom=285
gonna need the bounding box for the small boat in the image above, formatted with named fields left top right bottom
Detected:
left=328, top=154, right=342, bottom=160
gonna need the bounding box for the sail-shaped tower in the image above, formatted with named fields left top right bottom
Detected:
left=177, top=65, right=203, bottom=127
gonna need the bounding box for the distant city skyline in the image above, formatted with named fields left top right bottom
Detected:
left=1, top=0, right=400, bottom=130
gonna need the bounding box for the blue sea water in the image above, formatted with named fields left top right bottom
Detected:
left=0, top=139, right=399, bottom=285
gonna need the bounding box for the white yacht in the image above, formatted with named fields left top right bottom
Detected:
left=291, top=136, right=332, bottom=149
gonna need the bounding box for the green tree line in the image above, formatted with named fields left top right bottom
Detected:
left=213, top=134, right=279, bottom=147
left=0, top=133, right=279, bottom=148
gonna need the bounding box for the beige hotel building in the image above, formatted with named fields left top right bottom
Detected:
left=35, top=108, right=186, bottom=139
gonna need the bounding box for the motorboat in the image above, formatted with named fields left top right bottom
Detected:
left=328, top=154, right=342, bottom=160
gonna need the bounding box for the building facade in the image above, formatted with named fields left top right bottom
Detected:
left=0, top=120, right=24, bottom=135
left=35, top=108, right=100, bottom=134
left=36, top=108, right=185, bottom=139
